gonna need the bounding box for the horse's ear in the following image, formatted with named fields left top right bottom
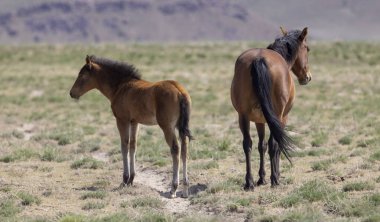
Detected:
left=85, top=55, right=93, bottom=70
left=299, top=27, right=308, bottom=41
left=280, top=26, right=287, bottom=36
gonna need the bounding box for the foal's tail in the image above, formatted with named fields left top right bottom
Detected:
left=177, top=94, right=193, bottom=141
left=250, top=58, right=294, bottom=163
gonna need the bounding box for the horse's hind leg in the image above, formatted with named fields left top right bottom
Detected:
left=180, top=135, right=189, bottom=198
left=162, top=126, right=180, bottom=198
left=255, top=123, right=267, bottom=186
left=268, top=133, right=280, bottom=186
left=127, top=122, right=139, bottom=186
left=239, top=114, right=254, bottom=190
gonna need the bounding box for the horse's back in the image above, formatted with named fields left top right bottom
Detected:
left=231, top=48, right=292, bottom=122
left=153, top=80, right=191, bottom=128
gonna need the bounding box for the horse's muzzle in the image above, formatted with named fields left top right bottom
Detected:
left=299, top=72, right=312, bottom=85
left=69, top=91, right=79, bottom=99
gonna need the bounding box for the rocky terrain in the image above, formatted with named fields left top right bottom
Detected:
left=0, top=0, right=379, bottom=44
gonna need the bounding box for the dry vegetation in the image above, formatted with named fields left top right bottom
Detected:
left=0, top=42, right=379, bottom=222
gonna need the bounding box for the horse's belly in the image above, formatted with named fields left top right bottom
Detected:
left=249, top=107, right=266, bottom=123
left=137, top=116, right=157, bottom=126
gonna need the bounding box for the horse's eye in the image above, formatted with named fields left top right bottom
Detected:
left=306, top=46, right=310, bottom=52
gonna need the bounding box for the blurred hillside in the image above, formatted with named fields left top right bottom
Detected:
left=0, top=0, right=379, bottom=44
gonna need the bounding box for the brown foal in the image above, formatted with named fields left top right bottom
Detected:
left=70, top=55, right=193, bottom=198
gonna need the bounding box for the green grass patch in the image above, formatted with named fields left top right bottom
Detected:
left=92, top=213, right=132, bottom=222
left=0, top=149, right=39, bottom=162
left=0, top=199, right=20, bottom=218
left=343, top=182, right=375, bottom=192
left=279, top=180, right=342, bottom=208
left=82, top=201, right=106, bottom=210
left=191, top=160, right=219, bottom=170
left=59, top=214, right=86, bottom=222
left=325, top=195, right=379, bottom=217
left=311, top=155, right=347, bottom=171
left=311, top=159, right=332, bottom=171
left=138, top=212, right=173, bottom=222
left=207, top=177, right=241, bottom=194
left=130, top=196, right=162, bottom=208
left=282, top=207, right=325, bottom=222
left=218, top=139, right=230, bottom=151
left=311, top=132, right=328, bottom=147
left=293, top=148, right=328, bottom=158
left=78, top=139, right=101, bottom=153
left=91, top=180, right=111, bottom=190
left=40, top=147, right=63, bottom=162
left=71, top=157, right=104, bottom=169
left=17, top=192, right=41, bottom=206
left=80, top=191, right=106, bottom=200
left=121, top=197, right=162, bottom=209
left=338, top=136, right=352, bottom=145
left=48, top=129, right=82, bottom=146
left=370, top=151, right=380, bottom=161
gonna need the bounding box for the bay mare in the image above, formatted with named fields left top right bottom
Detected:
left=231, top=27, right=312, bottom=190
left=70, top=55, right=193, bottom=198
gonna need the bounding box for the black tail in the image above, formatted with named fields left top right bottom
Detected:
left=177, top=95, right=193, bottom=141
left=250, top=58, right=294, bottom=162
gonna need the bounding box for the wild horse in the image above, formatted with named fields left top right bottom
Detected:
left=230, top=27, right=312, bottom=190
left=70, top=55, right=193, bottom=198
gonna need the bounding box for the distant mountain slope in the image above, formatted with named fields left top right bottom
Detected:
left=0, top=0, right=379, bottom=44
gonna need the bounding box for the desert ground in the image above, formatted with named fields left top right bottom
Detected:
left=0, top=42, right=379, bottom=221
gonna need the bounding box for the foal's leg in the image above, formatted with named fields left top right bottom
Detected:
left=255, top=123, right=267, bottom=186
left=268, top=133, right=280, bottom=186
left=162, top=126, right=180, bottom=198
left=127, top=122, right=139, bottom=186
left=239, top=115, right=254, bottom=190
left=116, top=118, right=130, bottom=187
left=180, top=135, right=189, bottom=198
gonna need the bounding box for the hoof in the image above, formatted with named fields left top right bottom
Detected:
left=244, top=183, right=255, bottom=191
left=257, top=178, right=267, bottom=186
left=169, top=192, right=176, bottom=199
left=181, top=190, right=189, bottom=198
left=270, top=178, right=280, bottom=187
left=118, top=182, right=126, bottom=190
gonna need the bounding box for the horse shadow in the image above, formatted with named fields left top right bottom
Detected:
left=159, top=183, right=208, bottom=199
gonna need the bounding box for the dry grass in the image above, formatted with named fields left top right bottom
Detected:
left=0, top=42, right=379, bottom=221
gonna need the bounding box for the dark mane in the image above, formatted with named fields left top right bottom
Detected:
left=267, top=30, right=302, bottom=64
left=90, top=55, right=141, bottom=89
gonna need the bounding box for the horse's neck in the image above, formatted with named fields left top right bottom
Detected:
left=98, top=78, right=137, bottom=103
left=96, top=83, right=114, bottom=101
left=95, top=71, right=116, bottom=101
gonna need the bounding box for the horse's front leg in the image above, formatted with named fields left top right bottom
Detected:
left=116, top=118, right=131, bottom=187
left=127, top=122, right=139, bottom=186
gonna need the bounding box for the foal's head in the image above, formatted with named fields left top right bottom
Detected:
left=268, top=27, right=312, bottom=85
left=70, top=55, right=98, bottom=99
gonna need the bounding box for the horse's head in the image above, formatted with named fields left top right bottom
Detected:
left=289, top=27, right=312, bottom=85
left=70, top=55, right=98, bottom=99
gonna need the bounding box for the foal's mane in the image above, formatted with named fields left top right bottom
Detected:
left=90, top=55, right=141, bottom=88
left=267, top=30, right=302, bottom=64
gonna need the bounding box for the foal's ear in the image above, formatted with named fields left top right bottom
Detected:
left=85, top=55, right=93, bottom=70
left=299, top=27, right=308, bottom=41
left=280, top=26, right=287, bottom=36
